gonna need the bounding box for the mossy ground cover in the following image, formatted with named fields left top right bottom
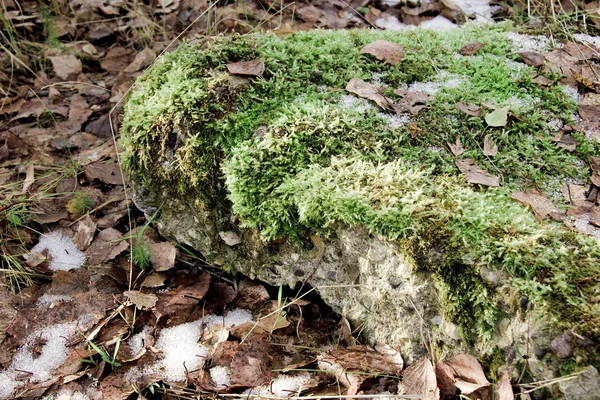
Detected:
left=122, top=23, right=600, bottom=366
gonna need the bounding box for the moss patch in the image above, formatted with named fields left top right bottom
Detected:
left=122, top=24, right=600, bottom=359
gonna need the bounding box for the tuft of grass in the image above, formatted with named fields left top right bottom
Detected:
left=66, top=191, right=96, bottom=216
left=132, top=240, right=151, bottom=269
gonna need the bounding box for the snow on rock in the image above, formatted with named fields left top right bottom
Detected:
left=29, top=231, right=86, bottom=271
left=209, top=366, right=231, bottom=389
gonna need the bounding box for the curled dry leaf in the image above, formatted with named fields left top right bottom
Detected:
left=141, top=273, right=166, bottom=288
left=85, top=228, right=129, bottom=265
left=124, top=47, right=157, bottom=73
left=73, top=215, right=97, bottom=250
left=517, top=51, right=545, bottom=67
left=85, top=162, right=123, bottom=185
left=124, top=290, right=158, bottom=310
left=494, top=369, right=514, bottom=400
left=360, top=40, right=405, bottom=65
left=460, top=42, right=485, bottom=56
left=511, top=189, right=561, bottom=220
left=455, top=102, right=482, bottom=117
left=398, top=358, right=439, bottom=400
left=435, top=354, right=491, bottom=398
left=455, top=159, right=499, bottom=187
left=483, top=134, right=498, bottom=157
left=393, top=90, right=432, bottom=114
left=226, top=59, right=264, bottom=77
left=346, top=78, right=392, bottom=110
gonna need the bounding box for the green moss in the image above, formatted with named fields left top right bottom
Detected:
left=121, top=25, right=600, bottom=354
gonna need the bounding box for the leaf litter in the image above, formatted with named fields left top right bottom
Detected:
left=2, top=0, right=597, bottom=398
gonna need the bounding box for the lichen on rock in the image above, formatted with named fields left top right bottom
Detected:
left=122, top=23, right=600, bottom=394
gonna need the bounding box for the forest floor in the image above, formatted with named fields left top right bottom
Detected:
left=1, top=0, right=600, bottom=399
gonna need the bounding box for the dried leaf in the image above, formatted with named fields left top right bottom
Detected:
left=456, top=102, right=482, bottom=117
left=346, top=78, right=392, bottom=110
left=84, top=162, right=123, bottom=185
left=73, top=215, right=97, bottom=250
left=101, top=46, right=133, bottom=72
left=398, top=358, right=439, bottom=400
left=455, top=159, right=499, bottom=187
left=124, top=290, right=158, bottom=310
left=485, top=107, right=509, bottom=127
left=124, top=47, right=157, bottom=73
left=518, top=51, right=545, bottom=67
left=141, top=273, right=166, bottom=288
left=483, top=135, right=498, bottom=157
left=393, top=90, right=431, bottom=114
left=229, top=337, right=272, bottom=387
left=85, top=228, right=129, bottom=265
left=149, top=241, right=177, bottom=272
left=555, top=133, right=577, bottom=152
left=226, top=59, right=264, bottom=77
left=460, top=42, right=485, bottom=56
left=448, top=137, right=464, bottom=157
left=579, top=93, right=600, bottom=121
left=544, top=48, right=580, bottom=85
left=360, top=40, right=405, bottom=65
left=22, top=164, right=35, bottom=193
left=48, top=54, right=82, bottom=80
left=494, top=369, right=514, bottom=400
left=532, top=75, right=553, bottom=86
left=511, top=189, right=561, bottom=220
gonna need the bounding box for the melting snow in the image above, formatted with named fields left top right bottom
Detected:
left=36, top=294, right=73, bottom=307
left=506, top=32, right=552, bottom=53
left=29, top=231, right=86, bottom=271
left=210, top=366, right=231, bottom=388
left=419, top=16, right=457, bottom=30
left=375, top=15, right=415, bottom=31
left=242, top=373, right=311, bottom=397
left=573, top=33, right=600, bottom=48
left=339, top=94, right=376, bottom=113
left=127, top=326, right=152, bottom=356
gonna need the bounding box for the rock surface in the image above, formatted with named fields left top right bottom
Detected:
left=122, top=25, right=600, bottom=397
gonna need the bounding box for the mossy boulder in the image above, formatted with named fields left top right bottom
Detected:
left=122, top=23, right=600, bottom=395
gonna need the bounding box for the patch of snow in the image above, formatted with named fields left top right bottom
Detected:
left=562, top=85, right=582, bottom=103
left=371, top=72, right=384, bottom=86
left=339, top=94, right=376, bottom=114
left=127, top=326, right=152, bottom=356
left=383, top=113, right=411, bottom=129
left=506, top=32, right=552, bottom=53
left=573, top=33, right=600, bottom=49
left=203, top=308, right=254, bottom=328
left=547, top=118, right=564, bottom=132
left=419, top=16, right=457, bottom=30
left=209, top=366, right=231, bottom=389
left=0, top=320, right=85, bottom=399
left=452, top=0, right=498, bottom=21
left=402, top=71, right=464, bottom=95
left=375, top=15, right=415, bottom=31
left=502, top=94, right=539, bottom=109
left=155, top=319, right=207, bottom=381
left=30, top=231, right=86, bottom=271
left=242, top=373, right=311, bottom=398
left=55, top=389, right=91, bottom=400
left=36, top=294, right=72, bottom=307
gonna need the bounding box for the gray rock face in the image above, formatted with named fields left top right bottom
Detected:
left=559, top=366, right=600, bottom=400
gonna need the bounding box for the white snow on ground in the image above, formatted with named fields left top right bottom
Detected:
left=29, top=231, right=86, bottom=271
left=54, top=389, right=91, bottom=400
left=375, top=15, right=415, bottom=31
left=126, top=309, right=254, bottom=384
left=0, top=317, right=93, bottom=400
left=452, top=0, right=500, bottom=21
left=563, top=85, right=582, bottom=103
left=506, top=32, right=552, bottom=53
left=573, top=33, right=600, bottom=48
left=401, top=71, right=464, bottom=95
left=209, top=366, right=231, bottom=389
left=242, top=373, right=311, bottom=397
left=126, top=325, right=152, bottom=356
left=339, top=94, right=376, bottom=114
left=419, top=15, right=457, bottom=30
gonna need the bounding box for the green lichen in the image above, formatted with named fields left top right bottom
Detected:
left=121, top=24, right=600, bottom=355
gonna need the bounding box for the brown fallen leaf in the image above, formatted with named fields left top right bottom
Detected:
left=73, top=215, right=97, bottom=250
left=511, top=189, right=561, bottom=220
left=229, top=337, right=273, bottom=387
left=360, top=40, right=405, bottom=65
left=532, top=75, right=553, bottom=86
left=563, top=41, right=600, bottom=61
left=101, top=45, right=133, bottom=72
left=393, top=90, right=432, bottom=114
left=149, top=241, right=177, bottom=272
left=85, top=228, right=129, bottom=265
left=346, top=77, right=392, bottom=110
left=578, top=93, right=600, bottom=121
left=48, top=54, right=82, bottom=80
left=517, top=51, right=545, bottom=67
left=455, top=159, right=499, bottom=187
left=494, top=369, right=514, bottom=400
left=563, top=183, right=594, bottom=207
left=483, top=134, right=498, bottom=157
left=124, top=47, right=157, bottom=73
left=544, top=48, right=580, bottom=86
left=456, top=102, right=482, bottom=117
left=22, top=164, right=35, bottom=193
left=448, top=137, right=464, bottom=157
left=124, top=290, right=158, bottom=310
left=554, top=133, right=577, bottom=152
left=460, top=42, right=485, bottom=56
left=399, top=358, right=439, bottom=400
left=226, top=59, right=264, bottom=77
left=141, top=273, right=166, bottom=288
left=84, top=162, right=123, bottom=185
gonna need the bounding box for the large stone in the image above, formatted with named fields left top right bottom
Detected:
left=122, top=25, right=600, bottom=397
